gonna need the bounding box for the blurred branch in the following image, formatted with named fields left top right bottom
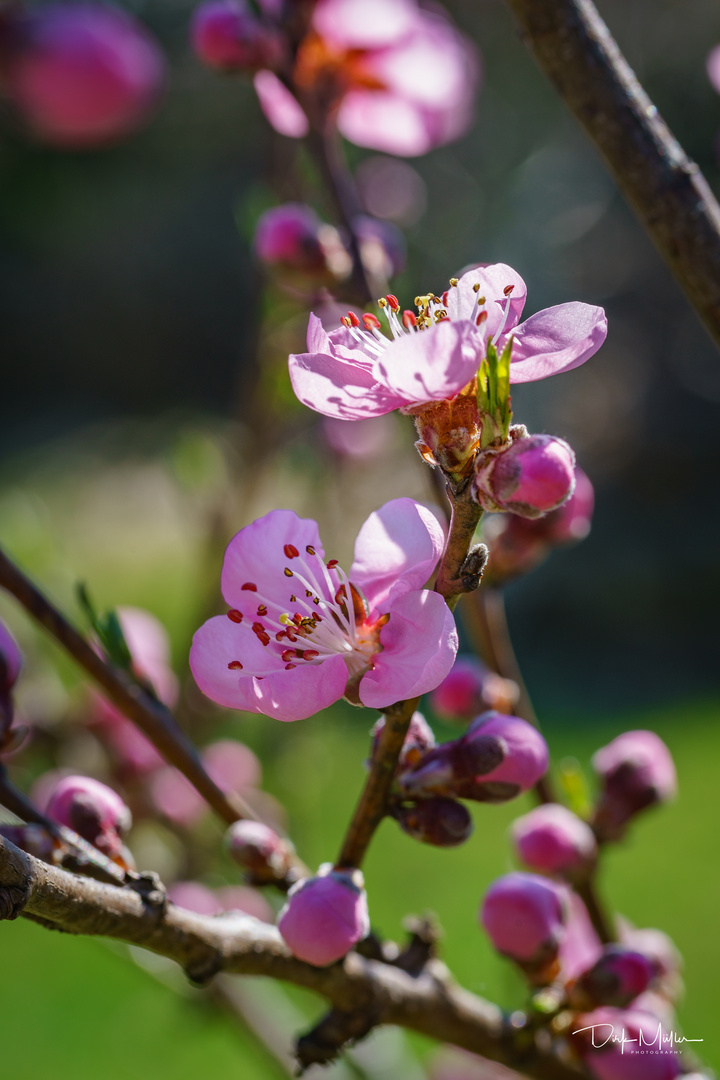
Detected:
left=0, top=834, right=586, bottom=1080
left=0, top=546, right=308, bottom=886
left=504, top=0, right=720, bottom=352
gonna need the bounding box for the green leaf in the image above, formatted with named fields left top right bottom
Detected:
left=557, top=756, right=592, bottom=819
left=76, top=583, right=133, bottom=671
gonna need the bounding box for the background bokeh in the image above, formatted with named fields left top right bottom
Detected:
left=1, top=0, right=719, bottom=1075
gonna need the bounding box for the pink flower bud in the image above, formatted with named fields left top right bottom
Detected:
left=618, top=922, right=683, bottom=1003
left=592, top=731, right=677, bottom=841
left=2, top=3, right=165, bottom=148
left=0, top=619, right=23, bottom=693
left=45, top=774, right=131, bottom=857
left=480, top=872, right=566, bottom=965
left=572, top=1007, right=681, bottom=1080
left=572, top=946, right=655, bottom=1009
left=225, top=820, right=293, bottom=879
left=430, top=656, right=519, bottom=722
left=474, top=435, right=576, bottom=519
left=391, top=796, right=473, bottom=847
left=462, top=712, right=549, bottom=799
left=278, top=865, right=370, bottom=966
left=542, top=466, right=595, bottom=544
left=0, top=822, right=56, bottom=862
left=372, top=710, right=435, bottom=772
left=511, top=803, right=597, bottom=879
left=253, top=203, right=327, bottom=273
left=190, top=0, right=282, bottom=72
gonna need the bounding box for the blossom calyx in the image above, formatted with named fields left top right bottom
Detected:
left=391, top=796, right=473, bottom=847
left=277, top=864, right=370, bottom=967
left=511, top=803, right=597, bottom=882
left=473, top=433, right=576, bottom=519
left=592, top=730, right=677, bottom=841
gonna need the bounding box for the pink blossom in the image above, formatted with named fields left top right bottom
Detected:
left=511, top=803, right=597, bottom=878
left=321, top=415, right=395, bottom=461
left=289, top=264, right=607, bottom=420
left=707, top=45, right=720, bottom=94
left=278, top=865, right=370, bottom=966
left=253, top=203, right=326, bottom=272
left=190, top=498, right=457, bottom=722
left=572, top=1007, right=681, bottom=1080
left=480, top=872, right=566, bottom=963
left=190, top=0, right=282, bottom=72
left=151, top=739, right=261, bottom=826
left=592, top=730, right=677, bottom=841
left=0, top=618, right=23, bottom=693
left=3, top=2, right=165, bottom=148
left=251, top=0, right=478, bottom=156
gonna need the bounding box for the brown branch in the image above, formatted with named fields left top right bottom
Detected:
left=0, top=835, right=586, bottom=1080
left=433, top=488, right=485, bottom=611
left=0, top=546, right=307, bottom=886
left=336, top=695, right=419, bottom=870
left=503, top=0, right=720, bottom=351
left=575, top=878, right=616, bottom=945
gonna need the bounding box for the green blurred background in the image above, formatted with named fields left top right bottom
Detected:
left=1, top=0, right=719, bottom=1074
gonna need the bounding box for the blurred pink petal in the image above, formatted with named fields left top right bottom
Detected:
left=253, top=70, right=308, bottom=137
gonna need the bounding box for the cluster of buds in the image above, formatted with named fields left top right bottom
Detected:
left=430, top=656, right=519, bottom=722
left=253, top=203, right=405, bottom=289
left=591, top=730, right=677, bottom=842
left=397, top=711, right=549, bottom=804
left=278, top=863, right=370, bottom=967
left=482, top=466, right=595, bottom=585
left=0, top=2, right=165, bottom=148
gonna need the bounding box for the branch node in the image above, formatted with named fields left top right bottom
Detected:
left=394, top=912, right=443, bottom=976
left=0, top=881, right=31, bottom=921
left=295, top=1007, right=380, bottom=1071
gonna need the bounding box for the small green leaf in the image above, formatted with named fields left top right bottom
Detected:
left=557, top=756, right=592, bottom=819
left=76, top=583, right=133, bottom=671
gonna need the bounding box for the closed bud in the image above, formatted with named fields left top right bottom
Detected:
left=372, top=710, right=435, bottom=772
left=592, top=730, right=677, bottom=841
left=278, top=864, right=370, bottom=967
left=391, top=797, right=473, bottom=847
left=511, top=803, right=597, bottom=881
left=618, top=921, right=683, bottom=1003
left=572, top=1007, right=681, bottom=1080
left=190, top=0, right=282, bottom=72
left=570, top=946, right=655, bottom=1010
left=2, top=2, right=165, bottom=148
left=430, top=656, right=519, bottom=722
left=45, top=774, right=131, bottom=858
left=225, top=820, right=293, bottom=881
left=480, top=872, right=567, bottom=970
left=253, top=203, right=329, bottom=275
left=474, top=435, right=576, bottom=519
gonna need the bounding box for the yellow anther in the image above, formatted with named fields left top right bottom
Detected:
left=378, top=297, right=388, bottom=307
left=449, top=278, right=458, bottom=286
left=477, top=296, right=486, bottom=305
left=473, top=283, right=480, bottom=293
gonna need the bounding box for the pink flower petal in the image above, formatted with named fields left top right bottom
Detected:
left=190, top=614, right=277, bottom=709
left=708, top=44, right=720, bottom=93
left=373, top=318, right=478, bottom=404
left=221, top=509, right=324, bottom=609
left=359, top=590, right=457, bottom=707
left=350, top=498, right=444, bottom=612
left=289, top=344, right=402, bottom=418
left=312, top=0, right=415, bottom=50
left=337, top=88, right=437, bottom=157
left=245, top=653, right=349, bottom=722
left=253, top=70, right=308, bottom=138
left=507, top=302, right=608, bottom=383
left=445, top=263, right=527, bottom=339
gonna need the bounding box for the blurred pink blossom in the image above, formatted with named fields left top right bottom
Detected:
left=190, top=498, right=457, bottom=722
left=2, top=2, right=165, bottom=148
left=151, top=739, right=261, bottom=826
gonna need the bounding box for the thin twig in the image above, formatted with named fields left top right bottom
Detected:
left=0, top=835, right=586, bottom=1080
left=0, top=546, right=308, bottom=885
left=336, top=695, right=420, bottom=870
left=433, top=486, right=485, bottom=610
left=575, top=878, right=616, bottom=945
left=503, top=0, right=720, bottom=352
